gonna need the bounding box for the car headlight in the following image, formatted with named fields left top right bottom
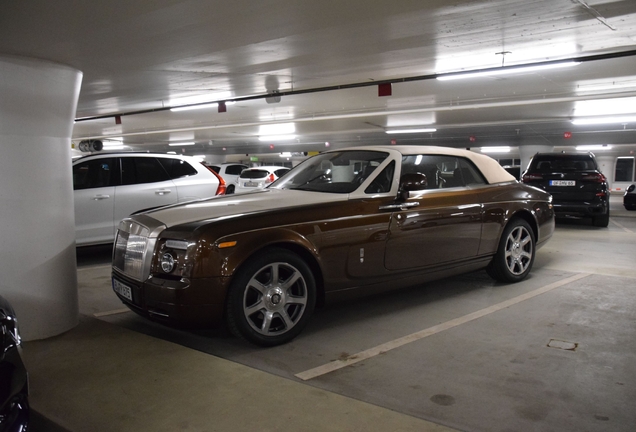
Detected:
left=154, top=239, right=194, bottom=278
left=160, top=253, right=176, bottom=273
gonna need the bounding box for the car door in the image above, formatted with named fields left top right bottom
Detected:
left=384, top=155, right=484, bottom=270
left=114, top=156, right=178, bottom=226
left=73, top=157, right=119, bottom=245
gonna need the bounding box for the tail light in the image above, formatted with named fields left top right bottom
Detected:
left=206, top=168, right=226, bottom=195
left=521, top=173, right=543, bottom=182
left=265, top=173, right=276, bottom=184
left=581, top=172, right=606, bottom=183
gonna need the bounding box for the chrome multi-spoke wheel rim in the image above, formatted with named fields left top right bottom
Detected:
left=504, top=226, right=533, bottom=275
left=242, top=262, right=308, bottom=336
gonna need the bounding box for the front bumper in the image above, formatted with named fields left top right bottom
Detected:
left=112, top=271, right=231, bottom=329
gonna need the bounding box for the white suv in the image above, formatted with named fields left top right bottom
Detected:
left=73, top=153, right=225, bottom=246
left=206, top=163, right=248, bottom=194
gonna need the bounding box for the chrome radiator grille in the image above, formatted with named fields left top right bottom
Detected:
left=113, top=217, right=166, bottom=281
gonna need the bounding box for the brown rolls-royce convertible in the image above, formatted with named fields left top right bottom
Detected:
left=112, top=146, right=554, bottom=346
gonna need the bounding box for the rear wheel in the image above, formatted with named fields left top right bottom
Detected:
left=593, top=211, right=609, bottom=227
left=225, top=248, right=316, bottom=346
left=226, top=184, right=235, bottom=194
left=486, top=218, right=535, bottom=283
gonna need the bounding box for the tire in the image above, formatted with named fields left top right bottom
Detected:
left=226, top=184, right=235, bottom=194
left=593, top=209, right=610, bottom=227
left=225, top=248, right=316, bottom=346
left=486, top=218, right=535, bottom=283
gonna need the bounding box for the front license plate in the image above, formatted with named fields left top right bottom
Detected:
left=112, top=278, right=133, bottom=301
left=550, top=180, right=575, bottom=186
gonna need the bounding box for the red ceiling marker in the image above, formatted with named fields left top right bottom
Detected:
left=218, top=102, right=227, bottom=113
left=269, top=144, right=275, bottom=150
left=390, top=139, right=397, bottom=145
left=564, top=131, right=572, bottom=139
left=469, top=136, right=476, bottom=142
left=115, top=115, right=122, bottom=125
left=378, top=83, right=392, bottom=97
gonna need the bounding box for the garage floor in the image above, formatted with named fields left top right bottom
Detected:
left=23, top=196, right=636, bottom=432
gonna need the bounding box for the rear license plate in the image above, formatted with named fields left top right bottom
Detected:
left=550, top=180, right=575, bottom=186
left=244, top=181, right=258, bottom=187
left=112, top=278, right=133, bottom=301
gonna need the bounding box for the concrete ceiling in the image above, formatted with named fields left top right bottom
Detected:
left=2, top=0, right=636, bottom=158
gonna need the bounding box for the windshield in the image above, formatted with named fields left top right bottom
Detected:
left=270, top=150, right=390, bottom=193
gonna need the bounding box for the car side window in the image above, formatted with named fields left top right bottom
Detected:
left=73, top=158, right=119, bottom=190
left=157, top=158, right=198, bottom=179
left=365, top=161, right=395, bottom=194
left=455, top=158, right=486, bottom=186
left=120, top=157, right=171, bottom=186
left=225, top=165, right=247, bottom=175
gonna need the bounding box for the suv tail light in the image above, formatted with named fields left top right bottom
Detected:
left=206, top=168, right=226, bottom=195
left=581, top=172, right=606, bottom=183
left=265, top=173, right=276, bottom=184
left=521, top=173, right=543, bottom=182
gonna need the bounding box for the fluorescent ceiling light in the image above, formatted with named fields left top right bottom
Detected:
left=385, top=128, right=437, bottom=134
left=170, top=101, right=235, bottom=112
left=575, top=145, right=613, bottom=151
left=168, top=142, right=195, bottom=146
left=573, top=96, right=636, bottom=117
left=279, top=152, right=292, bottom=157
left=571, top=115, right=636, bottom=125
left=167, top=151, right=177, bottom=154
left=258, top=135, right=297, bottom=142
left=259, top=122, right=295, bottom=135
left=171, top=103, right=218, bottom=112
left=437, top=61, right=579, bottom=81
left=480, top=146, right=511, bottom=153
left=102, top=144, right=126, bottom=150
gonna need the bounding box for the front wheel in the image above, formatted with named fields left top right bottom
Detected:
left=226, top=184, right=235, bottom=194
left=486, top=218, right=535, bottom=283
left=225, top=249, right=316, bottom=346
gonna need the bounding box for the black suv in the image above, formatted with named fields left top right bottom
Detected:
left=522, top=152, right=609, bottom=227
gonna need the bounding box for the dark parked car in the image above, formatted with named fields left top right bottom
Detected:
left=625, top=184, right=636, bottom=210
left=521, top=152, right=610, bottom=227
left=0, top=295, right=29, bottom=432
left=112, top=146, right=555, bottom=346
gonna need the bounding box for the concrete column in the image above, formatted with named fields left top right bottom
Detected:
left=519, top=145, right=554, bottom=175
left=0, top=56, right=82, bottom=340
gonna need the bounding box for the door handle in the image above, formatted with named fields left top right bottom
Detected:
left=379, top=202, right=419, bottom=211
left=155, top=189, right=172, bottom=195
left=92, top=195, right=110, bottom=200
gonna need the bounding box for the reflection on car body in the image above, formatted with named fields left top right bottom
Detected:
left=111, top=146, right=555, bottom=346
left=0, top=295, right=29, bottom=431
left=624, top=184, right=636, bottom=210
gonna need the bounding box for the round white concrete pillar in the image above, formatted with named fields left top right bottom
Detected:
left=519, top=145, right=554, bottom=174
left=0, top=56, right=82, bottom=340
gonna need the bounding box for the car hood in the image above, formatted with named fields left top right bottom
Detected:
left=143, top=188, right=349, bottom=228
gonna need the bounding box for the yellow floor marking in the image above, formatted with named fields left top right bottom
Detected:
left=94, top=308, right=131, bottom=317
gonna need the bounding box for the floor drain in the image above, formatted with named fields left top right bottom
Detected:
left=547, top=339, right=578, bottom=351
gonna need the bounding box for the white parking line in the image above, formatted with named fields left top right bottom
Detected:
left=78, top=264, right=112, bottom=271
left=94, top=308, right=131, bottom=317
left=295, top=272, right=591, bottom=381
left=610, top=218, right=634, bottom=233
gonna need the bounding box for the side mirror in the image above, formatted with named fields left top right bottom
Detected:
left=397, top=173, right=427, bottom=201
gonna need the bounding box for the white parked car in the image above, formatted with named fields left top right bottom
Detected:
left=73, top=153, right=225, bottom=246
left=205, top=163, right=248, bottom=194
left=235, top=166, right=291, bottom=193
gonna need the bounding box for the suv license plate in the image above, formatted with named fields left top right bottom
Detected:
left=550, top=180, right=575, bottom=186
left=112, top=279, right=133, bottom=301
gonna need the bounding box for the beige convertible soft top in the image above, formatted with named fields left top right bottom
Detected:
left=349, top=145, right=517, bottom=184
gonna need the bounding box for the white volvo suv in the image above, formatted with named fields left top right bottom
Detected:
left=73, top=153, right=225, bottom=246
